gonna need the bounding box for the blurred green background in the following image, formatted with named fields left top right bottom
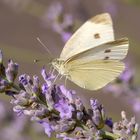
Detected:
left=0, top=0, right=140, bottom=139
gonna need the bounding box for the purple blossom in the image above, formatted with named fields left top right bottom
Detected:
left=41, top=2, right=76, bottom=42
left=0, top=78, right=9, bottom=92
left=119, top=67, right=134, bottom=83
left=105, top=118, right=113, bottom=128
left=0, top=50, right=139, bottom=139
left=90, top=99, right=100, bottom=110
left=61, top=32, right=72, bottom=42
left=41, top=67, right=55, bottom=87
left=39, top=121, right=54, bottom=137
left=132, top=99, right=140, bottom=112
left=41, top=2, right=63, bottom=32
left=59, top=85, right=75, bottom=103
left=104, top=65, right=140, bottom=115
left=41, top=83, right=49, bottom=94
left=54, top=99, right=75, bottom=119
left=13, top=105, right=24, bottom=116
left=7, top=60, right=18, bottom=81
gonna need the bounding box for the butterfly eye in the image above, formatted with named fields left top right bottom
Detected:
left=94, top=33, right=100, bottom=39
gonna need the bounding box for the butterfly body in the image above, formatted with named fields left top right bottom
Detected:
left=52, top=59, right=68, bottom=76
left=51, top=13, right=129, bottom=90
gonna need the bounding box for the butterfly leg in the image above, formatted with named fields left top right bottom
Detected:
left=52, top=73, right=60, bottom=85
left=49, top=65, right=53, bottom=74
left=47, top=73, right=60, bottom=91
left=65, top=77, right=67, bottom=89
left=50, top=67, right=56, bottom=76
left=59, top=75, right=64, bottom=80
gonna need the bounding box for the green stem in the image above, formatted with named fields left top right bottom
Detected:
left=101, top=130, right=120, bottom=139
left=78, top=123, right=120, bottom=139
left=12, top=83, right=21, bottom=91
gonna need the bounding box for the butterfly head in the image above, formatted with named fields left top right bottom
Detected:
left=52, top=59, right=67, bottom=75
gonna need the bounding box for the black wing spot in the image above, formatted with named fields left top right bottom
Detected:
left=104, top=49, right=111, bottom=53
left=104, top=56, right=109, bottom=60
left=94, top=33, right=100, bottom=39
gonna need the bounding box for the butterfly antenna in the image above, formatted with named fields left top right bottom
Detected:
left=37, top=37, right=53, bottom=58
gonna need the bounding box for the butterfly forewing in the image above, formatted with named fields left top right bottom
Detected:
left=60, top=13, right=114, bottom=60
left=65, top=38, right=129, bottom=66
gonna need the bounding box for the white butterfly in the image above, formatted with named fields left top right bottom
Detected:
left=52, top=13, right=129, bottom=90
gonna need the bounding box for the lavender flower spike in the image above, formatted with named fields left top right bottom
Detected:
left=54, top=98, right=75, bottom=119
left=6, top=60, right=18, bottom=82
left=0, top=50, right=139, bottom=140
left=39, top=121, right=54, bottom=137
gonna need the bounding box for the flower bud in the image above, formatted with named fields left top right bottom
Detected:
left=6, top=60, right=18, bottom=82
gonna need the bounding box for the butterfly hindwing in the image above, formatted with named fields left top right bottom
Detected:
left=67, top=60, right=125, bottom=90
left=64, top=38, right=129, bottom=90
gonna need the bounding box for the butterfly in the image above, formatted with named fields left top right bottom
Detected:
left=51, top=13, right=129, bottom=90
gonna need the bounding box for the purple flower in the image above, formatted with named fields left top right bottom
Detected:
left=42, top=83, right=49, bottom=94
left=0, top=40, right=139, bottom=140
left=90, top=99, right=105, bottom=129
left=46, top=2, right=63, bottom=24
left=59, top=85, right=75, bottom=103
left=41, top=2, right=63, bottom=32
left=113, top=111, right=139, bottom=139
left=0, top=78, right=9, bottom=92
left=41, top=2, right=75, bottom=42
left=12, top=105, right=24, bottom=116
left=42, top=85, right=54, bottom=110
left=41, top=67, right=55, bottom=87
left=54, top=99, right=75, bottom=119
left=61, top=32, right=72, bottom=42
left=90, top=99, right=100, bottom=110
left=19, top=74, right=30, bottom=86
left=105, top=118, right=113, bottom=128
left=75, top=97, right=84, bottom=111
left=5, top=60, right=18, bottom=82
left=119, top=68, right=134, bottom=83
left=132, top=99, right=140, bottom=112
left=39, top=121, right=54, bottom=137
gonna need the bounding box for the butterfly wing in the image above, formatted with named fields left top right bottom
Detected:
left=65, top=38, right=129, bottom=90
left=67, top=60, right=125, bottom=90
left=60, top=13, right=114, bottom=60
left=66, top=38, right=129, bottom=65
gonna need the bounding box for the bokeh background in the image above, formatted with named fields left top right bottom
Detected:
left=0, top=0, right=140, bottom=140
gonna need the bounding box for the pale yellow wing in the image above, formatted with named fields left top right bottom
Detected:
left=60, top=13, right=114, bottom=60
left=67, top=60, right=125, bottom=90
left=66, top=38, right=129, bottom=66
left=65, top=38, right=129, bottom=90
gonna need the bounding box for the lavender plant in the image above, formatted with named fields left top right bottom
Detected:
left=104, top=64, right=140, bottom=114
left=0, top=49, right=139, bottom=140
left=42, top=1, right=79, bottom=42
